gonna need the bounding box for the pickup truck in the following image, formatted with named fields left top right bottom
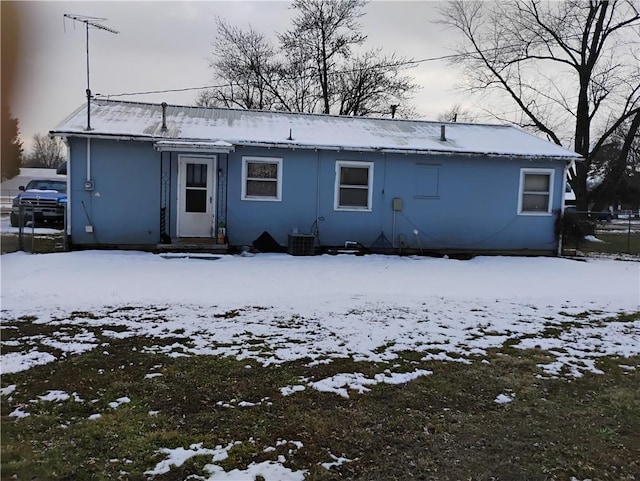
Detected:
left=10, top=178, right=67, bottom=227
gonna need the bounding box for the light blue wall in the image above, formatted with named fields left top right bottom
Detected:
left=378, top=153, right=563, bottom=252
left=67, top=138, right=567, bottom=253
left=68, top=138, right=161, bottom=245
left=225, top=147, right=565, bottom=252
left=225, top=147, right=318, bottom=246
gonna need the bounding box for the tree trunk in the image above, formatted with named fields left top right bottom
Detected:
left=573, top=73, right=592, bottom=212
left=590, top=111, right=640, bottom=213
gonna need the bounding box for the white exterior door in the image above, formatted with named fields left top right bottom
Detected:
left=178, top=155, right=215, bottom=237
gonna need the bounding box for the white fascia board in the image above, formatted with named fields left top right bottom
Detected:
left=49, top=133, right=236, bottom=154
left=49, top=131, right=154, bottom=142
left=154, top=140, right=235, bottom=153
left=234, top=141, right=579, bottom=160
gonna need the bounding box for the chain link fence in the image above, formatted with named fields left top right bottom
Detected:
left=1, top=205, right=66, bottom=254
left=561, top=210, right=640, bottom=257
left=3, top=205, right=638, bottom=258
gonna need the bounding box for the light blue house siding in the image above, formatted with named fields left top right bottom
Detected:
left=66, top=138, right=565, bottom=254
left=67, top=138, right=161, bottom=246
left=223, top=147, right=564, bottom=253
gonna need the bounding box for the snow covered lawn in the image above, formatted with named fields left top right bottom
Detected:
left=1, top=251, right=639, bottom=480
left=2, top=251, right=638, bottom=378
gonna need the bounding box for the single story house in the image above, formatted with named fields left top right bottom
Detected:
left=50, top=99, right=580, bottom=255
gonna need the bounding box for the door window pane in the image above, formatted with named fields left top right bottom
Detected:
left=186, top=189, right=207, bottom=212
left=187, top=164, right=207, bottom=188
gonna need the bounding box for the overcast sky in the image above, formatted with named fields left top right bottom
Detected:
left=8, top=1, right=475, bottom=150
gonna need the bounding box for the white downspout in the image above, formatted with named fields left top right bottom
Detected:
left=87, top=137, right=91, bottom=184
left=558, top=162, right=571, bottom=257
left=63, top=137, right=71, bottom=237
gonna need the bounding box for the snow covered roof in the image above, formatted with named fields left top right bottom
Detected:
left=51, top=99, right=580, bottom=159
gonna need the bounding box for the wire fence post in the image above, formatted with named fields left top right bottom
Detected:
left=18, top=205, right=24, bottom=251
left=64, top=206, right=69, bottom=251
left=16, top=204, right=37, bottom=253
left=628, top=215, right=632, bottom=255
left=31, top=211, right=35, bottom=252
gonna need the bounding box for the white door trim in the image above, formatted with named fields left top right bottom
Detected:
left=177, top=155, right=216, bottom=238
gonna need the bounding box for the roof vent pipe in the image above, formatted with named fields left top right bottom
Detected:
left=161, top=102, right=168, bottom=132
left=440, top=125, right=446, bottom=141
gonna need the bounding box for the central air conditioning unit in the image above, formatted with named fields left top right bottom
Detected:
left=287, top=233, right=315, bottom=256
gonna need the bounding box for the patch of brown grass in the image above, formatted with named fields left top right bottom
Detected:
left=2, top=321, right=639, bottom=480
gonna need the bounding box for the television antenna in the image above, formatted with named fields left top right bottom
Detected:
left=63, top=14, right=118, bottom=130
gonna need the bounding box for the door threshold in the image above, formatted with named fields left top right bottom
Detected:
left=175, top=237, right=217, bottom=244
left=157, top=238, right=228, bottom=253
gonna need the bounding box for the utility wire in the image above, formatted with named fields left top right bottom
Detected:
left=95, top=53, right=461, bottom=99
left=96, top=84, right=229, bottom=98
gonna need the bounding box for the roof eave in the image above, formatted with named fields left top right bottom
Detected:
left=232, top=140, right=581, bottom=160
left=50, top=130, right=581, bottom=161
left=153, top=140, right=235, bottom=153
left=49, top=130, right=154, bottom=142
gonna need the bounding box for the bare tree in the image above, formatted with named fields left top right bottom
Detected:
left=589, top=113, right=640, bottom=210
left=24, top=134, right=65, bottom=168
left=334, top=50, right=417, bottom=117
left=199, top=1, right=417, bottom=118
left=276, top=42, right=321, bottom=113
left=197, top=18, right=282, bottom=110
left=437, top=104, right=477, bottom=123
left=439, top=0, right=640, bottom=211
left=280, top=0, right=367, bottom=114
left=194, top=89, right=218, bottom=108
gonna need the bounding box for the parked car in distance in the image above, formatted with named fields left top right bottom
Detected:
left=597, top=210, right=613, bottom=222
left=10, top=178, right=67, bottom=227
left=564, top=182, right=576, bottom=208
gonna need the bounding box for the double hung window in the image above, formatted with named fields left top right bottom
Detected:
left=242, top=157, right=282, bottom=201
left=518, top=169, right=554, bottom=214
left=335, top=161, right=373, bottom=211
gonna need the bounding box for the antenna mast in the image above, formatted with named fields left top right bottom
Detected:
left=63, top=14, right=118, bottom=131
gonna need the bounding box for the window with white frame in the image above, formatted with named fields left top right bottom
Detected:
left=518, top=168, right=554, bottom=214
left=335, top=161, right=374, bottom=211
left=242, top=157, right=282, bottom=201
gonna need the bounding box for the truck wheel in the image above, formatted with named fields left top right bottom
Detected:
left=10, top=213, right=20, bottom=227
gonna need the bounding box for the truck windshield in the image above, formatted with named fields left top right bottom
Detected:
left=26, top=180, right=67, bottom=193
